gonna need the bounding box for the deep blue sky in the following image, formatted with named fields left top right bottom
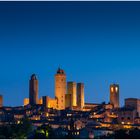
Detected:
left=0, top=1, right=140, bottom=106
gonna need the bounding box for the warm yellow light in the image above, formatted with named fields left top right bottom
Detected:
left=121, top=122, right=124, bottom=124
left=46, top=113, right=49, bottom=117
left=115, top=87, right=118, bottom=92
left=111, top=87, right=114, bottom=92
left=67, top=113, right=72, bottom=116
left=127, top=122, right=130, bottom=125
left=124, top=125, right=131, bottom=129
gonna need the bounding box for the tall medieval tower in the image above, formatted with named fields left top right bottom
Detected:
left=55, top=68, right=66, bottom=110
left=67, top=82, right=77, bottom=107
left=29, top=74, right=38, bottom=105
left=0, top=95, right=3, bottom=107
left=77, top=83, right=85, bottom=110
left=110, top=84, right=119, bottom=108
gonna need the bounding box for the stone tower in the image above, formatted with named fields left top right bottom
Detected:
left=110, top=84, right=119, bottom=108
left=67, top=82, right=77, bottom=107
left=29, top=74, right=38, bottom=105
left=55, top=68, right=66, bottom=110
left=0, top=95, right=3, bottom=107
left=77, top=83, right=85, bottom=110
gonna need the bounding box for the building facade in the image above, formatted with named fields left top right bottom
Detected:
left=117, top=107, right=137, bottom=124
left=125, top=98, right=140, bottom=117
left=38, top=97, right=43, bottom=105
left=29, top=74, right=38, bottom=105
left=65, top=94, right=72, bottom=108
left=55, top=68, right=66, bottom=110
left=67, top=82, right=77, bottom=107
left=43, top=96, right=57, bottom=109
left=77, top=83, right=85, bottom=110
left=24, top=98, right=29, bottom=106
left=110, top=84, right=119, bottom=108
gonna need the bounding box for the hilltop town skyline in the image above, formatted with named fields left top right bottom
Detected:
left=2, top=1, right=140, bottom=139
left=0, top=67, right=138, bottom=108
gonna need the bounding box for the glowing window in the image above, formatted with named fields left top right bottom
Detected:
left=115, top=87, right=118, bottom=92
left=111, top=87, right=114, bottom=92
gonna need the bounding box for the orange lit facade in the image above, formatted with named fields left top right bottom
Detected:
left=23, top=98, right=29, bottom=106
left=67, top=82, right=77, bottom=107
left=43, top=96, right=57, bottom=109
left=55, top=68, right=66, bottom=110
left=65, top=93, right=72, bottom=108
left=38, top=97, right=43, bottom=105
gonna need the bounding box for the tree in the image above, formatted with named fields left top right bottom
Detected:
left=129, top=128, right=140, bottom=139
left=0, top=117, right=32, bottom=139
left=31, top=124, right=54, bottom=139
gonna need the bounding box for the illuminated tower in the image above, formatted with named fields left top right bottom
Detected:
left=55, top=68, right=66, bottom=110
left=110, top=84, right=119, bottom=108
left=67, top=82, right=77, bottom=107
left=29, top=74, right=38, bottom=105
left=77, top=83, right=85, bottom=110
left=0, top=95, right=3, bottom=107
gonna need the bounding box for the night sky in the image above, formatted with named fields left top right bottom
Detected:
left=0, top=1, right=140, bottom=106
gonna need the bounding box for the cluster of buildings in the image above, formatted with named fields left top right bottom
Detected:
left=24, top=68, right=118, bottom=111
left=24, top=68, right=85, bottom=110
left=0, top=68, right=140, bottom=138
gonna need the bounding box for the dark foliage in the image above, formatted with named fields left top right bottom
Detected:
left=0, top=118, right=32, bottom=138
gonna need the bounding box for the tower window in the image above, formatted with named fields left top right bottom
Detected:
left=111, top=87, right=114, bottom=92
left=115, top=87, right=118, bottom=92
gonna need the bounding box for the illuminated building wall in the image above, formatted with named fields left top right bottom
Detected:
left=0, top=95, right=3, bottom=107
left=29, top=74, right=38, bottom=105
left=38, top=97, right=43, bottom=105
left=24, top=98, right=29, bottom=106
left=67, top=82, right=77, bottom=107
left=43, top=96, right=57, bottom=109
left=83, top=103, right=98, bottom=111
left=55, top=68, right=66, bottom=110
left=110, top=84, right=119, bottom=108
left=77, top=83, right=85, bottom=110
left=125, top=98, right=140, bottom=117
left=65, top=94, right=72, bottom=108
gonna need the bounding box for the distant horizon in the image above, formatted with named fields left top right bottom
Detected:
left=1, top=1, right=140, bottom=106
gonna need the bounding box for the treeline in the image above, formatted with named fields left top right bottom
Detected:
left=0, top=118, right=32, bottom=139
left=1, top=119, right=140, bottom=139
left=0, top=119, right=73, bottom=139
